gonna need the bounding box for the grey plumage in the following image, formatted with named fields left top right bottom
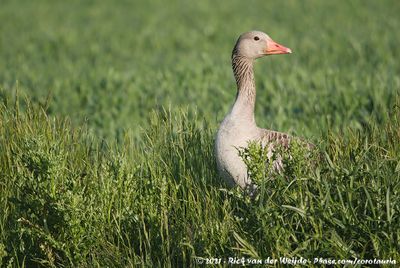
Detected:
left=215, top=30, right=312, bottom=190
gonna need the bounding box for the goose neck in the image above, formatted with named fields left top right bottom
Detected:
left=231, top=54, right=256, bottom=122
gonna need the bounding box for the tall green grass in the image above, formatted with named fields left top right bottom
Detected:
left=0, top=96, right=399, bottom=266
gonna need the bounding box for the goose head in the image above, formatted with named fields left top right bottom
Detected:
left=232, top=30, right=292, bottom=60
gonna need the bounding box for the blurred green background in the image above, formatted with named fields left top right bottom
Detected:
left=1, top=0, right=399, bottom=140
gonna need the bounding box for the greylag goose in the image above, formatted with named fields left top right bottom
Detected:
left=215, top=30, right=307, bottom=191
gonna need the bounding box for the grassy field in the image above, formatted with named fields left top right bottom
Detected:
left=0, top=0, right=399, bottom=266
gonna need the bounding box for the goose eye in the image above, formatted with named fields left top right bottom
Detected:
left=254, top=36, right=260, bottom=41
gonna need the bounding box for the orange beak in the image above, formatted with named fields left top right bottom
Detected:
left=265, top=39, right=292, bottom=55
